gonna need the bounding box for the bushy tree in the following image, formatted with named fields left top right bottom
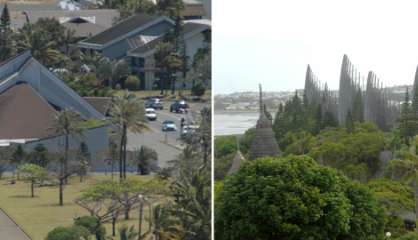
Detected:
left=134, top=145, right=158, bottom=175
left=74, top=216, right=106, bottom=240
left=11, top=145, right=25, bottom=179
left=46, top=226, right=90, bottom=240
left=191, top=81, right=206, bottom=97
left=125, top=75, right=140, bottom=90
left=309, top=123, right=386, bottom=181
left=216, top=155, right=385, bottom=240
left=214, top=136, right=237, bottom=180
left=18, top=163, right=47, bottom=197
left=397, top=232, right=418, bottom=240
left=27, top=144, right=49, bottom=167
left=154, top=41, right=182, bottom=94
left=368, top=178, right=413, bottom=237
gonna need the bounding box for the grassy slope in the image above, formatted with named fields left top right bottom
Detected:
left=0, top=174, right=153, bottom=240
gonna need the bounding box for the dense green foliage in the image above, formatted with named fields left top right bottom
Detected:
left=74, top=215, right=106, bottom=240
left=214, top=87, right=418, bottom=238
left=46, top=226, right=90, bottom=240
left=273, top=92, right=338, bottom=145
left=124, top=75, right=141, bottom=91
left=397, top=232, right=418, bottom=240
left=134, top=145, right=158, bottom=175
left=18, top=163, right=48, bottom=197
left=215, top=155, right=385, bottom=240
left=191, top=80, right=206, bottom=97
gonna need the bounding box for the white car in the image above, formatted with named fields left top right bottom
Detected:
left=145, top=108, right=157, bottom=121
left=162, top=120, right=177, bottom=131
left=181, top=125, right=199, bottom=136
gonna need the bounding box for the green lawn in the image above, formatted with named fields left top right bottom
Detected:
left=0, top=174, right=155, bottom=240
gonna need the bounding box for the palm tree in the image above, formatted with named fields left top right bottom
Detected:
left=119, top=225, right=138, bottom=240
left=51, top=109, right=84, bottom=206
left=111, top=59, right=130, bottom=88
left=52, top=110, right=84, bottom=179
left=14, top=24, right=63, bottom=67
left=153, top=203, right=182, bottom=240
left=110, top=92, right=147, bottom=181
left=134, top=146, right=158, bottom=175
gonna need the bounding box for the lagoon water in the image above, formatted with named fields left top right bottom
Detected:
left=214, top=112, right=259, bottom=136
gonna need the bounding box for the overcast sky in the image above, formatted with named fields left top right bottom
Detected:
left=213, top=0, right=418, bottom=94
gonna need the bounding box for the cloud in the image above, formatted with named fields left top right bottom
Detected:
left=214, top=0, right=418, bottom=93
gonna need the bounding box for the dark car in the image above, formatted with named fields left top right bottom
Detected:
left=170, top=100, right=189, bottom=113
left=145, top=98, right=163, bottom=110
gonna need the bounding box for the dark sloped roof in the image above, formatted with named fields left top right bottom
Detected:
left=62, top=21, right=106, bottom=38
left=0, top=83, right=57, bottom=139
left=183, top=22, right=209, bottom=34
left=84, top=97, right=111, bottom=115
left=249, top=113, right=280, bottom=160
left=128, top=22, right=208, bottom=56
left=81, top=14, right=161, bottom=45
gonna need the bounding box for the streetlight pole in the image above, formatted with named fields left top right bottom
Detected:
left=138, top=195, right=144, bottom=240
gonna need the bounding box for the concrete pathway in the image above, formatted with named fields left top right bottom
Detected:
left=0, top=208, right=31, bottom=240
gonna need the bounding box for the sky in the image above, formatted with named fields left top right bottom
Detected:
left=213, top=0, right=418, bottom=94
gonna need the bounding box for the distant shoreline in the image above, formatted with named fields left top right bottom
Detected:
left=215, top=110, right=258, bottom=114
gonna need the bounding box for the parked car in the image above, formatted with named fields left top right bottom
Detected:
left=162, top=120, right=177, bottom=131
left=145, top=108, right=157, bottom=121
left=181, top=125, right=199, bottom=138
left=145, top=98, right=163, bottom=110
left=170, top=100, right=189, bottom=113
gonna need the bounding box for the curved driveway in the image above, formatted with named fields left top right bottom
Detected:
left=0, top=208, right=31, bottom=240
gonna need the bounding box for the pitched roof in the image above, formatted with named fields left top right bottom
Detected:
left=0, top=83, right=57, bottom=139
left=0, top=51, right=105, bottom=120
left=249, top=86, right=280, bottom=160
left=9, top=9, right=119, bottom=32
left=80, top=14, right=163, bottom=46
left=248, top=113, right=280, bottom=160
left=127, top=21, right=209, bottom=57
left=84, top=97, right=111, bottom=115
left=62, top=21, right=107, bottom=38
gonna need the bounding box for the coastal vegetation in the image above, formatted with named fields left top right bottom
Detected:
left=215, top=88, right=418, bottom=239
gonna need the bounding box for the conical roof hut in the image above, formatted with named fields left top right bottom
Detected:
left=249, top=84, right=280, bottom=160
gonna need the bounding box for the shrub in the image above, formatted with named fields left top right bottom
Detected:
left=191, top=81, right=206, bottom=97
left=74, top=215, right=106, bottom=238
left=397, top=232, right=418, bottom=240
left=46, top=226, right=90, bottom=240
left=125, top=75, right=140, bottom=90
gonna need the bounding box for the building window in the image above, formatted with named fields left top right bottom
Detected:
left=131, top=57, right=145, bottom=68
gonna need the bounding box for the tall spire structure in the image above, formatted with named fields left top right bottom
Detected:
left=249, top=84, right=280, bottom=160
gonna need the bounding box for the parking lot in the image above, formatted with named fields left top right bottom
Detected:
left=127, top=100, right=209, bottom=168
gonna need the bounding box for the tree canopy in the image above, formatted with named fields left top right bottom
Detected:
left=215, top=155, right=385, bottom=240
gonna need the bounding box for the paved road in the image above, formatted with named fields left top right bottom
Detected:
left=0, top=209, right=31, bottom=240
left=127, top=101, right=208, bottom=168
